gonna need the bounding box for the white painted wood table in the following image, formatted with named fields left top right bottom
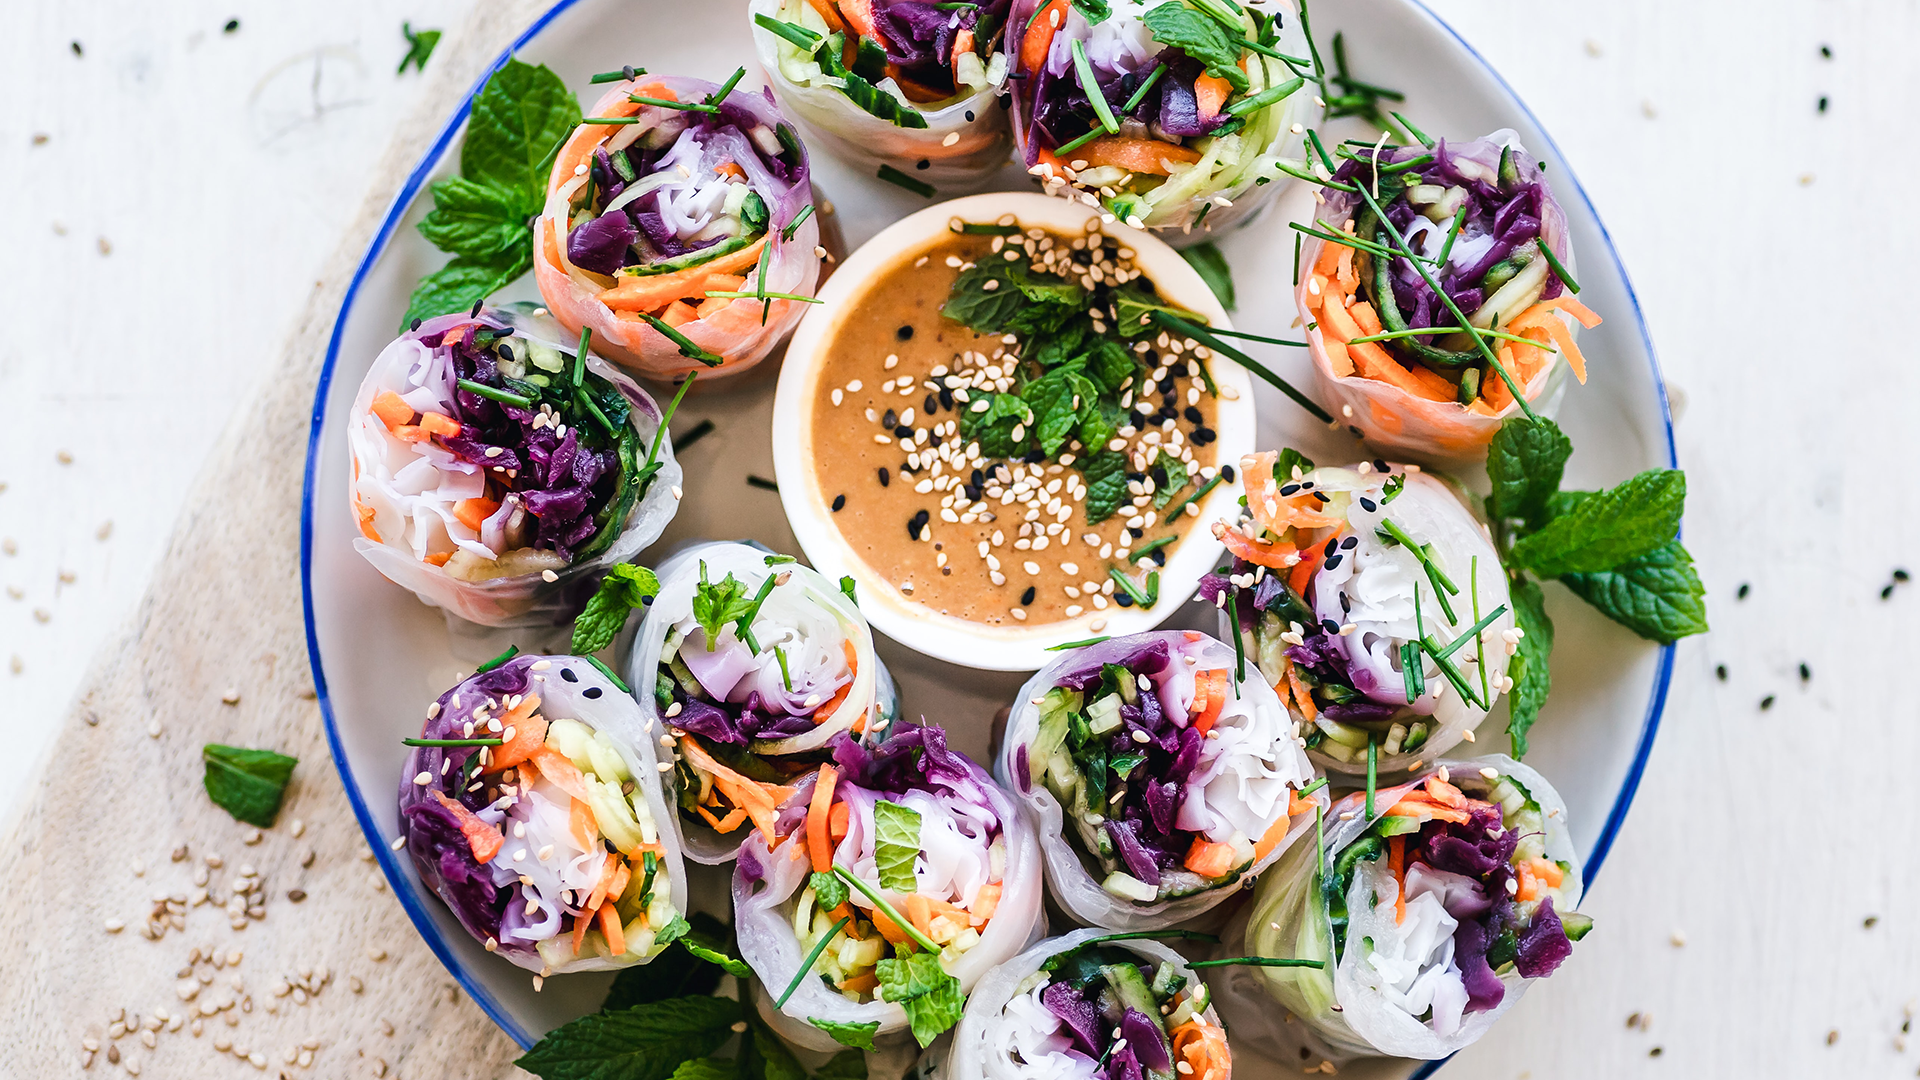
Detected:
left=3, top=1, right=1916, bottom=1077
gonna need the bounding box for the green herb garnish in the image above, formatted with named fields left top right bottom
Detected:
left=202, top=745, right=298, bottom=828
left=570, top=563, right=661, bottom=654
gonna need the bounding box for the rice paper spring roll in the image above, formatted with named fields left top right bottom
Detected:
left=535, top=74, right=821, bottom=381
left=629, top=541, right=900, bottom=864
left=1007, top=0, right=1314, bottom=242
left=398, top=654, right=690, bottom=976
left=1199, top=455, right=1515, bottom=776
left=348, top=308, right=681, bottom=628
left=995, top=630, right=1323, bottom=930
left=750, top=0, right=1016, bottom=191
left=1220, top=755, right=1589, bottom=1061
left=944, top=927, right=1232, bottom=1080
left=1297, top=131, right=1603, bottom=466
left=733, top=724, right=1045, bottom=1053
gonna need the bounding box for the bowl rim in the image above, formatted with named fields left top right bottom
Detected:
left=771, top=190, right=1255, bottom=671
left=298, top=0, right=1677, bottom=1057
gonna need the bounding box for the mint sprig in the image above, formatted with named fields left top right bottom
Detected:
left=571, top=563, right=661, bottom=655
left=404, top=59, right=579, bottom=329
left=202, top=745, right=298, bottom=828
left=1488, top=415, right=1707, bottom=756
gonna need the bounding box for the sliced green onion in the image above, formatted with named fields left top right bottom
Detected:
left=1203, top=326, right=1308, bottom=348
left=1046, top=635, right=1113, bottom=651
left=635, top=312, right=723, bottom=366
left=832, top=866, right=940, bottom=953
left=1433, top=604, right=1510, bottom=661
left=753, top=13, right=822, bottom=49
left=1069, top=38, right=1120, bottom=134
left=1050, top=125, right=1106, bottom=160
left=780, top=203, right=815, bottom=242
left=580, top=116, right=641, bottom=126
left=573, top=325, right=591, bottom=386
left=589, top=66, right=644, bottom=84
left=402, top=738, right=503, bottom=747
left=1151, top=311, right=1332, bottom=424
left=476, top=644, right=519, bottom=673
left=1224, top=76, right=1304, bottom=118
left=456, top=379, right=534, bottom=409
left=876, top=164, right=935, bottom=197
left=1189, top=956, right=1327, bottom=969
left=1121, top=64, right=1167, bottom=114
left=582, top=655, right=629, bottom=693
left=702, top=290, right=823, bottom=304
left=775, top=915, right=850, bottom=1008
left=1392, top=111, right=1434, bottom=147
left=1534, top=237, right=1581, bottom=294
left=1160, top=474, right=1223, bottom=521
left=705, top=66, right=746, bottom=106
left=629, top=95, right=719, bottom=114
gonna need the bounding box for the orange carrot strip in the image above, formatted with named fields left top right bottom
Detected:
left=1285, top=665, right=1319, bottom=723
left=487, top=701, right=548, bottom=774
left=968, top=881, right=1001, bottom=926
left=530, top=747, right=591, bottom=803
left=839, top=0, right=876, bottom=36
left=1021, top=0, right=1069, bottom=75
left=828, top=800, right=850, bottom=843
left=695, top=805, right=750, bottom=833
left=677, top=737, right=796, bottom=844
left=416, top=412, right=461, bottom=438
left=1071, top=136, right=1202, bottom=175
left=1538, top=294, right=1602, bottom=329
left=1510, top=307, right=1588, bottom=384
left=1190, top=669, right=1229, bottom=735
left=597, top=238, right=768, bottom=311
left=1183, top=838, right=1237, bottom=879
left=807, top=764, right=839, bottom=873
left=838, top=971, right=879, bottom=994
left=571, top=909, right=593, bottom=955
left=430, top=790, right=504, bottom=864
left=584, top=852, right=621, bottom=912
left=1215, top=523, right=1297, bottom=569
left=1194, top=73, right=1231, bottom=118
left=1389, top=834, right=1407, bottom=925
left=1171, top=1020, right=1233, bottom=1080
left=371, top=390, right=415, bottom=430
left=570, top=798, right=598, bottom=851
left=1528, top=857, right=1564, bottom=888
left=598, top=901, right=626, bottom=955
left=453, top=497, right=499, bottom=532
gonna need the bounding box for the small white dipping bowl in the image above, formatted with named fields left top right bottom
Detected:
left=772, top=191, right=1254, bottom=671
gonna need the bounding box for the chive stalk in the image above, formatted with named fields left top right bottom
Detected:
left=456, top=379, right=534, bottom=409
left=402, top=738, right=504, bottom=747
left=1070, top=38, right=1120, bottom=134
left=833, top=866, right=941, bottom=954
left=775, top=915, right=850, bottom=1008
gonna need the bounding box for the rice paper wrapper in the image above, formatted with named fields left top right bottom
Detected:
left=732, top=726, right=1046, bottom=1054
left=749, top=0, right=1014, bottom=192
left=995, top=630, right=1324, bottom=931
left=1005, top=0, right=1316, bottom=245
left=943, top=928, right=1229, bottom=1079
left=348, top=307, right=681, bottom=629
left=1221, top=466, right=1513, bottom=776
left=398, top=654, right=690, bottom=974
left=535, top=76, right=822, bottom=381
left=1299, top=132, right=1579, bottom=468
left=627, top=541, right=901, bottom=864
left=1220, top=754, right=1582, bottom=1061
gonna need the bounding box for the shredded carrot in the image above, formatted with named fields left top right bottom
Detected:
left=416, top=412, right=461, bottom=438
left=1335, top=244, right=1359, bottom=295
left=1384, top=796, right=1471, bottom=825
left=1389, top=834, right=1407, bottom=925
left=803, top=0, right=847, bottom=34
left=1193, top=72, right=1231, bottom=118
left=1527, top=857, right=1564, bottom=888
left=828, top=800, right=850, bottom=843
left=423, top=551, right=449, bottom=566
left=597, top=238, right=768, bottom=312
left=1508, top=305, right=1589, bottom=384
left=355, top=495, right=381, bottom=543
left=968, top=881, right=1001, bottom=926
left=487, top=699, right=548, bottom=774
left=695, top=804, right=750, bottom=833
left=951, top=28, right=976, bottom=77
left=1537, top=293, right=1602, bottom=329
left=838, top=971, right=879, bottom=994
left=1514, top=861, right=1539, bottom=902
left=371, top=390, right=415, bottom=430
left=1190, top=669, right=1229, bottom=735
left=1021, top=0, right=1069, bottom=75
left=1215, top=522, right=1297, bottom=569
left=839, top=0, right=876, bottom=37
left=453, top=497, right=499, bottom=532
left=1285, top=664, right=1319, bottom=723
left=1184, top=837, right=1237, bottom=879
left=391, top=425, right=428, bottom=443
left=606, top=860, right=632, bottom=905
left=904, top=894, right=934, bottom=938
left=570, top=798, right=598, bottom=851
left=869, top=904, right=915, bottom=947
left=1287, top=530, right=1331, bottom=597
left=430, top=790, right=504, bottom=864
left=530, top=747, right=591, bottom=803
left=1070, top=136, right=1202, bottom=175
left=659, top=299, right=699, bottom=327
left=1423, top=777, right=1468, bottom=808
left=1171, top=1020, right=1232, bottom=1080
left=677, top=737, right=797, bottom=844
left=597, top=901, right=626, bottom=955
left=694, top=295, right=732, bottom=319
left=584, top=852, right=621, bottom=912
left=1252, top=814, right=1291, bottom=862
left=714, top=161, right=746, bottom=181
left=571, top=909, right=593, bottom=955
left=806, top=764, right=839, bottom=873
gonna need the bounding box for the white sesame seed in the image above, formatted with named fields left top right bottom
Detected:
left=412, top=772, right=431, bottom=786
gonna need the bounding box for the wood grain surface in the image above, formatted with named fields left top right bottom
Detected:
left=3, top=1, right=1916, bottom=1078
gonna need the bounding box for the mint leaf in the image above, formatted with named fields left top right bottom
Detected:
left=202, top=745, right=297, bottom=828
left=1486, top=416, right=1572, bottom=527
left=1112, top=283, right=1192, bottom=340
left=872, top=800, right=922, bottom=893
left=839, top=576, right=858, bottom=605
left=572, top=563, right=662, bottom=654
left=1073, top=0, right=1112, bottom=22
left=679, top=939, right=751, bottom=978
left=691, top=563, right=755, bottom=650
left=417, top=177, right=532, bottom=258
left=816, top=1049, right=869, bottom=1078
left=875, top=952, right=963, bottom=1047
left=1560, top=541, right=1708, bottom=644
left=1275, top=448, right=1315, bottom=480
left=604, top=916, right=724, bottom=1010
left=1506, top=469, right=1685, bottom=579
left=942, top=261, right=1086, bottom=336
left=750, top=1020, right=806, bottom=1080
left=399, top=22, right=441, bottom=74
left=808, top=1019, right=880, bottom=1051
left=1179, top=242, right=1235, bottom=311
left=1152, top=451, right=1189, bottom=510
left=1082, top=451, right=1129, bottom=524
left=1505, top=579, right=1554, bottom=759
left=667, top=1061, right=733, bottom=1080
left=403, top=248, right=533, bottom=330
left=1085, top=337, right=1138, bottom=392
left=1141, top=4, right=1249, bottom=92
left=463, top=59, right=579, bottom=206
left=810, top=870, right=849, bottom=911
left=515, top=996, right=738, bottom=1080
left=652, top=913, right=693, bottom=948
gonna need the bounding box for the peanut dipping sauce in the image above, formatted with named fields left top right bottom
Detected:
left=806, top=220, right=1230, bottom=629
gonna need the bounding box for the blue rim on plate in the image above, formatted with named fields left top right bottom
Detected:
left=299, top=0, right=1675, bottom=1058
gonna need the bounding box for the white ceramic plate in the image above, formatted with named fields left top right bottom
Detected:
left=301, top=1, right=1673, bottom=1074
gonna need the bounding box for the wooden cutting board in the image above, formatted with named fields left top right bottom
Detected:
left=0, top=4, right=547, bottom=1076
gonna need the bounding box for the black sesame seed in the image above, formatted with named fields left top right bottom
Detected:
left=1021, top=586, right=1036, bottom=605
left=1193, top=427, right=1215, bottom=444
left=878, top=467, right=891, bottom=487
left=929, top=434, right=943, bottom=448
left=1759, top=695, right=1775, bottom=710
left=1896, top=568, right=1911, bottom=582
left=895, top=425, right=913, bottom=439
left=1341, top=535, right=1358, bottom=550
left=1323, top=553, right=1343, bottom=570
left=1300, top=480, right=1315, bottom=490
left=1883, top=584, right=1896, bottom=600
left=925, top=393, right=939, bottom=414
left=1818, top=96, right=1829, bottom=114
left=498, top=344, right=515, bottom=363
left=1222, top=465, right=1235, bottom=483
left=970, top=468, right=984, bottom=487
left=1312, top=491, right=1331, bottom=503
left=1820, top=43, right=1832, bottom=58
left=832, top=494, right=846, bottom=512
left=1280, top=484, right=1301, bottom=496
left=1798, top=662, right=1810, bottom=681
left=1149, top=549, right=1167, bottom=567
left=1130, top=411, right=1151, bottom=428
left=912, top=509, right=930, bottom=526
left=583, top=686, right=603, bottom=699
left=470, top=299, right=484, bottom=317
left=998, top=94, right=1012, bottom=110
left=1161, top=389, right=1178, bottom=405
left=1373, top=459, right=1391, bottom=473
left=1736, top=582, right=1750, bottom=600
left=1127, top=471, right=1147, bottom=483
left=411, top=318, right=423, bottom=332
left=1348, top=425, right=1365, bottom=439
left=223, top=18, right=239, bottom=32
left=897, top=324, right=915, bottom=341
left=1340, top=592, right=1352, bottom=613
left=965, top=109, right=976, bottom=121
left=1115, top=593, right=1135, bottom=607
left=70, top=40, right=83, bottom=56
left=915, top=158, right=931, bottom=170
left=1183, top=406, right=1204, bottom=423
left=560, top=668, right=578, bottom=682
left=1129, top=527, right=1144, bottom=539
left=1322, top=619, right=1341, bottom=635
left=964, top=485, right=981, bottom=501
left=939, top=388, right=954, bottom=409
left=1359, top=497, right=1377, bottom=512
left=1024, top=449, right=1046, bottom=464
left=882, top=409, right=897, bottom=429
left=1715, top=664, right=1727, bottom=681
left=1323, top=538, right=1339, bottom=557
